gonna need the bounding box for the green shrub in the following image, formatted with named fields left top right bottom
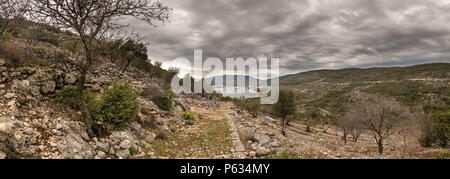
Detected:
left=186, top=119, right=196, bottom=126
left=182, top=110, right=194, bottom=120
left=182, top=110, right=196, bottom=125
left=54, top=86, right=79, bottom=109
left=432, top=110, right=450, bottom=148
left=0, top=42, right=38, bottom=67
left=165, top=89, right=175, bottom=96
left=141, top=85, right=173, bottom=111
left=129, top=147, right=138, bottom=156
left=419, top=107, right=450, bottom=148
left=54, top=85, right=97, bottom=110
left=0, top=32, right=13, bottom=42
left=153, top=96, right=172, bottom=111
left=94, top=82, right=139, bottom=131
left=419, top=131, right=436, bottom=148
left=437, top=151, right=450, bottom=159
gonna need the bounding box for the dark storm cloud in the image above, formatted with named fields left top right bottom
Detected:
left=130, top=0, right=450, bottom=75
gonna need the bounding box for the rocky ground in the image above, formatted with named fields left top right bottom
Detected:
left=0, top=54, right=217, bottom=159
left=0, top=53, right=447, bottom=159
left=229, top=106, right=447, bottom=159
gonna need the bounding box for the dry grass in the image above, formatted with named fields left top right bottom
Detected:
left=148, top=106, right=233, bottom=159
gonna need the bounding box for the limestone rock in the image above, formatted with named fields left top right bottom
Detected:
left=115, top=149, right=130, bottom=159
left=0, top=58, right=5, bottom=66
left=4, top=93, right=15, bottom=100
left=255, top=147, right=270, bottom=157
left=64, top=73, right=77, bottom=85
left=0, top=151, right=6, bottom=159
left=40, top=81, right=56, bottom=94
left=95, top=141, right=109, bottom=153
left=119, top=140, right=131, bottom=149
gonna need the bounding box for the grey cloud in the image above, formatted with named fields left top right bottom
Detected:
left=128, top=0, right=450, bottom=75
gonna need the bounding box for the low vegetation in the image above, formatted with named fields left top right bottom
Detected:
left=437, top=151, right=450, bottom=159
left=93, top=82, right=139, bottom=131
left=265, top=150, right=303, bottom=159
left=54, top=86, right=95, bottom=110
left=54, top=83, right=139, bottom=133
left=182, top=110, right=196, bottom=125
left=420, top=107, right=450, bottom=148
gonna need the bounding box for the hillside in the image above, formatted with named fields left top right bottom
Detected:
left=280, top=63, right=450, bottom=85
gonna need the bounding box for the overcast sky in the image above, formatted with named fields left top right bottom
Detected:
left=129, top=0, right=450, bottom=76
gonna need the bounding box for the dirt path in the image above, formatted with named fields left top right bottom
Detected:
left=149, top=103, right=238, bottom=159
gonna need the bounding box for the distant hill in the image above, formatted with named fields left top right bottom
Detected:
left=280, top=63, right=450, bottom=86
left=273, top=63, right=450, bottom=115
left=206, top=75, right=263, bottom=87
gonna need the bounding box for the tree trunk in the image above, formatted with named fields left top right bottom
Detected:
left=342, top=129, right=347, bottom=144
left=353, top=136, right=359, bottom=143
left=377, top=140, right=383, bottom=154
left=77, top=68, right=94, bottom=138
left=122, top=58, right=132, bottom=73
left=0, top=20, right=10, bottom=36
left=281, top=117, right=286, bottom=136
left=306, top=126, right=311, bottom=133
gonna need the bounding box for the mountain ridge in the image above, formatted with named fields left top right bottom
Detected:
left=279, top=62, right=450, bottom=85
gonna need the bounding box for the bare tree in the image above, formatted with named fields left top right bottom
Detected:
left=273, top=89, right=296, bottom=136
left=389, top=113, right=422, bottom=158
left=337, top=112, right=364, bottom=143
left=336, top=115, right=351, bottom=143
left=0, top=0, right=30, bottom=35
left=349, top=121, right=364, bottom=143
left=347, top=94, right=410, bottom=154
left=31, top=0, right=170, bottom=137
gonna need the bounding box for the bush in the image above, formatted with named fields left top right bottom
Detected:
left=432, top=110, right=450, bottom=148
left=244, top=98, right=261, bottom=113
left=54, top=85, right=97, bottom=110
left=437, top=151, right=450, bottom=159
left=0, top=42, right=38, bottom=67
left=165, top=89, right=175, bottom=96
left=141, top=85, right=173, bottom=111
left=182, top=110, right=196, bottom=125
left=129, top=147, right=138, bottom=156
left=141, top=85, right=165, bottom=98
left=420, top=108, right=450, bottom=148
left=54, top=86, right=79, bottom=109
left=186, top=119, right=196, bottom=126
left=419, top=131, right=436, bottom=148
left=153, top=96, right=172, bottom=111
left=0, top=32, right=13, bottom=42
left=155, top=129, right=168, bottom=140
left=94, top=82, right=139, bottom=131
left=222, top=96, right=234, bottom=102
left=182, top=110, right=194, bottom=120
